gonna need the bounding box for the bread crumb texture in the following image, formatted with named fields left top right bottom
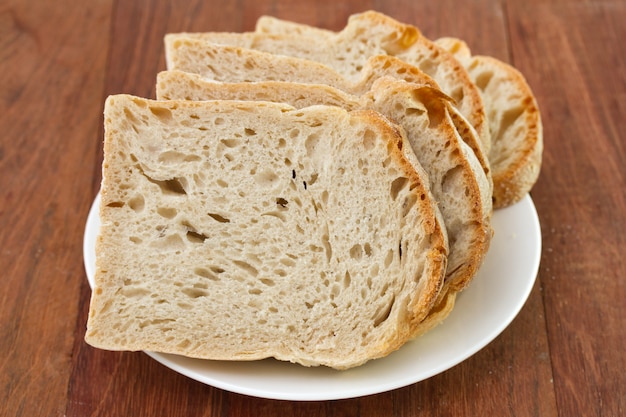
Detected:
left=86, top=95, right=446, bottom=369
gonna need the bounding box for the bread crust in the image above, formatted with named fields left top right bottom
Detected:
left=471, top=56, right=542, bottom=208
left=436, top=38, right=543, bottom=208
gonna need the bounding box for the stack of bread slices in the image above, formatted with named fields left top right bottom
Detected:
left=85, top=11, right=542, bottom=370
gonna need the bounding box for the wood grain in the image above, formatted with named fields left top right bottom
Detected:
left=0, top=1, right=111, bottom=416
left=508, top=2, right=626, bottom=416
left=1, top=0, right=624, bottom=416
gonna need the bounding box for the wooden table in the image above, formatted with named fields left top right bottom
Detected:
left=1, top=0, right=624, bottom=415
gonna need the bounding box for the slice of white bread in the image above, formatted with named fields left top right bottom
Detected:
left=157, top=71, right=492, bottom=293
left=163, top=40, right=491, bottom=187
left=85, top=95, right=449, bottom=369
left=436, top=37, right=543, bottom=208
left=164, top=10, right=490, bottom=155
left=164, top=39, right=440, bottom=94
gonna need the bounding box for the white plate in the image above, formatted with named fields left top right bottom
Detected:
left=83, top=193, right=541, bottom=401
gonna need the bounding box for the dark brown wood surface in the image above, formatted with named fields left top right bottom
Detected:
left=1, top=0, right=624, bottom=415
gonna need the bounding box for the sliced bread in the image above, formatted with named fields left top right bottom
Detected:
left=164, top=39, right=440, bottom=94
left=163, top=40, right=490, bottom=183
left=156, top=71, right=492, bottom=292
left=436, top=37, right=543, bottom=208
left=164, top=10, right=491, bottom=154
left=85, top=95, right=448, bottom=369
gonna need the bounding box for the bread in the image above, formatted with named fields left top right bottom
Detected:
left=85, top=95, right=449, bottom=369
left=256, top=15, right=332, bottom=37
left=436, top=38, right=543, bottom=208
left=157, top=71, right=492, bottom=292
left=163, top=40, right=491, bottom=184
left=435, top=37, right=543, bottom=208
left=164, top=39, right=352, bottom=90
left=164, top=39, right=440, bottom=94
left=363, top=78, right=492, bottom=292
left=164, top=10, right=491, bottom=155
left=411, top=286, right=457, bottom=338
left=251, top=15, right=542, bottom=208
left=157, top=70, right=363, bottom=109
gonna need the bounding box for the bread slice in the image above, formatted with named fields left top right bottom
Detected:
left=157, top=70, right=362, bottom=110
left=164, top=10, right=490, bottom=154
left=164, top=39, right=440, bottom=94
left=436, top=37, right=543, bottom=208
left=163, top=40, right=490, bottom=185
left=252, top=15, right=542, bottom=208
left=157, top=71, right=492, bottom=293
left=85, top=95, right=449, bottom=369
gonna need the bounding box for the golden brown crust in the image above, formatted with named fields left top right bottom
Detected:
left=411, top=285, right=458, bottom=338
left=436, top=37, right=543, bottom=208
left=357, top=55, right=440, bottom=92
left=351, top=108, right=449, bottom=326
left=447, top=104, right=492, bottom=183
left=473, top=56, right=542, bottom=208
left=343, top=11, right=491, bottom=155
left=377, top=82, right=492, bottom=292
